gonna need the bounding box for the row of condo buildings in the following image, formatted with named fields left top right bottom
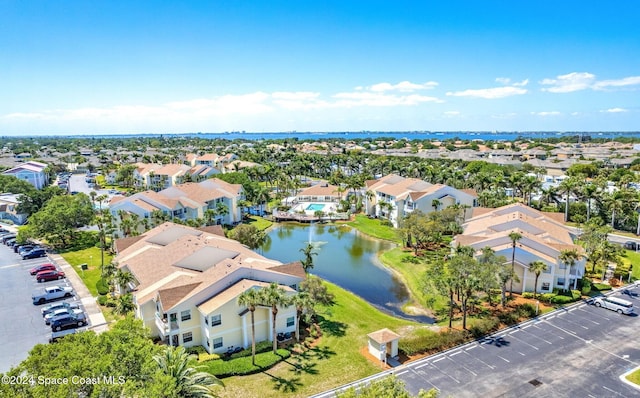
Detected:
left=113, top=181, right=584, bottom=355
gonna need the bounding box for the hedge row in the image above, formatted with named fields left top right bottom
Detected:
left=201, top=349, right=291, bottom=377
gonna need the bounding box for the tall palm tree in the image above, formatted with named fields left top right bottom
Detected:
left=529, top=260, right=548, bottom=299
left=154, top=346, right=224, bottom=398
left=299, top=243, right=317, bottom=273
left=260, top=282, right=290, bottom=354
left=559, top=249, right=581, bottom=293
left=291, top=291, right=313, bottom=342
left=237, top=288, right=261, bottom=365
left=559, top=177, right=580, bottom=222
left=114, top=269, right=136, bottom=294
left=508, top=231, right=522, bottom=297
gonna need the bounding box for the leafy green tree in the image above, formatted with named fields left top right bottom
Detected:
left=337, top=375, right=437, bottom=398
left=23, top=193, right=94, bottom=248
left=229, top=224, right=266, bottom=250
left=300, top=275, right=335, bottom=308
left=291, top=291, right=314, bottom=342
left=113, top=293, right=136, bottom=316
left=0, top=317, right=172, bottom=397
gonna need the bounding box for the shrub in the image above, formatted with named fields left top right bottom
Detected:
left=203, top=349, right=291, bottom=377
left=539, top=293, right=555, bottom=303
left=229, top=341, right=272, bottom=359
left=609, top=278, right=621, bottom=287
left=592, top=283, right=612, bottom=291
left=522, top=292, right=534, bottom=299
left=468, top=318, right=500, bottom=338
left=95, top=278, right=110, bottom=295
left=97, top=295, right=108, bottom=306
left=497, top=311, right=520, bottom=326
left=398, top=329, right=467, bottom=356
left=401, top=255, right=421, bottom=264
left=515, top=303, right=537, bottom=318
left=581, top=279, right=592, bottom=295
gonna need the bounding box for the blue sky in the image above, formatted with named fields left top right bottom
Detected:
left=1, top=1, right=639, bottom=135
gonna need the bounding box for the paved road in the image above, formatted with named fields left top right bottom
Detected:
left=313, top=287, right=640, bottom=398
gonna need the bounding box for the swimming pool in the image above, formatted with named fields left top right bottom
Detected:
left=306, top=203, right=326, bottom=211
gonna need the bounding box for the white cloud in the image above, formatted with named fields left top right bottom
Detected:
left=540, top=72, right=595, bottom=93
left=593, top=76, right=640, bottom=90
left=367, top=81, right=438, bottom=92
left=531, top=111, right=561, bottom=116
left=332, top=91, right=442, bottom=107
left=495, top=77, right=528, bottom=87
left=601, top=107, right=628, bottom=113
left=540, top=72, right=640, bottom=93
left=446, top=86, right=527, bottom=99
left=443, top=111, right=461, bottom=116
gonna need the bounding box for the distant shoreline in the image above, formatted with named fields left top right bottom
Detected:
left=5, top=130, right=640, bottom=141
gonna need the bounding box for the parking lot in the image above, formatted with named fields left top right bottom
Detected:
left=0, top=239, right=88, bottom=374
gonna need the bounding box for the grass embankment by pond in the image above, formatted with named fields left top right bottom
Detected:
left=345, top=214, right=402, bottom=243
left=218, top=281, right=426, bottom=398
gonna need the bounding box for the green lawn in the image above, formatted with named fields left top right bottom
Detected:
left=218, top=281, right=422, bottom=398
left=345, top=214, right=401, bottom=243
left=622, top=250, right=640, bottom=281
left=626, top=368, right=640, bottom=385
left=244, top=215, right=273, bottom=231
left=60, top=247, right=112, bottom=296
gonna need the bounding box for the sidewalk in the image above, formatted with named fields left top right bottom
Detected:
left=49, top=253, right=109, bottom=333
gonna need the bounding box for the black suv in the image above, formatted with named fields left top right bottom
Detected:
left=50, top=314, right=87, bottom=332
left=22, top=248, right=47, bottom=260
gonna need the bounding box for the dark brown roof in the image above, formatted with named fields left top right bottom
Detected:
left=158, top=282, right=202, bottom=311
left=114, top=235, right=146, bottom=253
left=267, top=261, right=307, bottom=279
left=197, top=225, right=226, bottom=237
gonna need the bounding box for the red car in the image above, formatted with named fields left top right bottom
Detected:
left=35, top=270, right=66, bottom=283
left=29, top=263, right=57, bottom=275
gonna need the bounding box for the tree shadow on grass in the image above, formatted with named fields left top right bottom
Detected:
left=316, top=314, right=348, bottom=337
left=309, top=345, right=336, bottom=361
left=263, top=371, right=303, bottom=393
left=285, top=358, right=319, bottom=376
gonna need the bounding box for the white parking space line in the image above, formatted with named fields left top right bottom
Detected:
left=497, top=355, right=510, bottom=363
left=449, top=351, right=461, bottom=357
left=415, top=363, right=429, bottom=370
left=396, top=370, right=409, bottom=376
left=462, top=350, right=495, bottom=369
left=0, top=263, right=20, bottom=269
left=465, top=345, right=477, bottom=351
left=433, top=357, right=446, bottom=363
left=602, top=385, right=625, bottom=396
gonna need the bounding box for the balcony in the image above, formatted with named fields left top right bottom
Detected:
left=155, top=312, right=179, bottom=336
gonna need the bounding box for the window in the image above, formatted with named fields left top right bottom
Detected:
left=559, top=263, right=566, bottom=270
left=541, top=282, right=550, bottom=291
left=181, top=310, right=191, bottom=322
left=211, top=314, right=222, bottom=326
left=557, top=278, right=565, bottom=286
left=213, top=337, right=223, bottom=349
left=286, top=317, right=295, bottom=327
left=183, top=332, right=193, bottom=343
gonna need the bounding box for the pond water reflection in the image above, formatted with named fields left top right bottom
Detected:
left=262, top=223, right=434, bottom=323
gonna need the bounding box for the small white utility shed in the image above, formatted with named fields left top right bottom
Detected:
left=367, top=328, right=400, bottom=361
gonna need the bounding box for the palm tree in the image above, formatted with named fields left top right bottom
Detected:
left=508, top=231, right=522, bottom=297
left=237, top=288, right=261, bottom=365
left=291, top=291, right=313, bottom=342
left=529, top=260, right=548, bottom=299
left=559, top=177, right=580, bottom=222
left=559, top=249, right=581, bottom=293
left=431, top=199, right=441, bottom=211
left=299, top=243, right=318, bottom=273
left=154, top=346, right=224, bottom=398
left=260, top=282, right=290, bottom=354
left=114, top=269, right=136, bottom=294
left=113, top=293, right=135, bottom=316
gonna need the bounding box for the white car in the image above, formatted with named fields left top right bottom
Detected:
left=32, top=285, right=74, bottom=305
left=41, top=301, right=80, bottom=317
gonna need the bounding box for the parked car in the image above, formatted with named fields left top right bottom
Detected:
left=15, top=244, right=35, bottom=253
left=41, top=301, right=80, bottom=317
left=624, top=241, right=638, bottom=251
left=6, top=238, right=16, bottom=247
left=45, top=308, right=85, bottom=325
left=1, top=234, right=16, bottom=243
left=30, top=263, right=57, bottom=275
left=32, top=285, right=74, bottom=305
left=50, top=313, right=87, bottom=332
left=19, top=245, right=39, bottom=256
left=35, top=270, right=66, bottom=282
left=49, top=328, right=79, bottom=343
left=22, top=248, right=47, bottom=260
